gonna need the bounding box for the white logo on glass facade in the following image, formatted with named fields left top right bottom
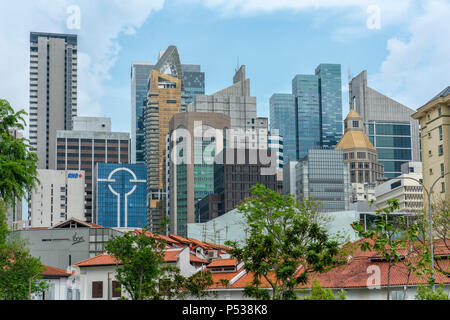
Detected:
left=98, top=167, right=145, bottom=228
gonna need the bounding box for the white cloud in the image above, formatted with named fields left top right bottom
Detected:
left=371, top=0, right=450, bottom=108
left=0, top=0, right=164, bottom=136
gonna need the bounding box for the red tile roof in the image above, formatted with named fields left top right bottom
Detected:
left=41, top=265, right=72, bottom=277
left=74, top=253, right=119, bottom=267
left=207, top=259, right=238, bottom=268
left=217, top=238, right=450, bottom=290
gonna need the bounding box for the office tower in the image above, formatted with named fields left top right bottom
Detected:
left=29, top=32, right=78, bottom=169
left=196, top=148, right=278, bottom=221
left=5, top=129, right=23, bottom=230
left=131, top=62, right=154, bottom=164
left=335, top=109, right=384, bottom=185
left=269, top=93, right=296, bottom=161
left=412, top=87, right=450, bottom=204
left=95, top=163, right=147, bottom=228
left=56, top=117, right=130, bottom=222
left=188, top=65, right=257, bottom=130
left=168, top=112, right=230, bottom=236
left=131, top=62, right=204, bottom=163
left=282, top=161, right=298, bottom=196
left=349, top=70, right=420, bottom=178
left=271, top=64, right=342, bottom=161
left=182, top=64, right=205, bottom=107
left=28, top=169, right=86, bottom=228
left=315, top=64, right=343, bottom=149
left=295, top=149, right=350, bottom=212
left=145, top=46, right=184, bottom=233
left=292, top=74, right=321, bottom=160
left=268, top=132, right=284, bottom=170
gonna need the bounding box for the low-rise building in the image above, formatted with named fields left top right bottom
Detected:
left=28, top=169, right=86, bottom=228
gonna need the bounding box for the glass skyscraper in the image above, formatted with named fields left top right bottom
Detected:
left=182, top=64, right=205, bottom=108
left=131, top=62, right=205, bottom=164
left=292, top=74, right=321, bottom=160
left=270, top=64, right=343, bottom=162
left=269, top=93, right=296, bottom=162
left=315, top=64, right=343, bottom=149
left=131, top=63, right=153, bottom=164
left=95, top=163, right=147, bottom=228
left=295, top=149, right=350, bottom=212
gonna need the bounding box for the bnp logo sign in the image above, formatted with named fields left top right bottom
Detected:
left=68, top=173, right=83, bottom=179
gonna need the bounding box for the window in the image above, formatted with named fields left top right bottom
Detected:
left=391, top=290, right=405, bottom=300
left=352, top=121, right=359, bottom=128
left=438, top=145, right=443, bottom=156
left=441, top=163, right=445, bottom=178
left=442, top=182, right=445, bottom=193
left=112, top=281, right=121, bottom=298
left=438, top=107, right=442, bottom=117
left=430, top=168, right=433, bottom=175
left=92, top=281, right=103, bottom=298
left=439, top=126, right=443, bottom=141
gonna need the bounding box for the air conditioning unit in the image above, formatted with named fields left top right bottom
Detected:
left=207, top=250, right=219, bottom=261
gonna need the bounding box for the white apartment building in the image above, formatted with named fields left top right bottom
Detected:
left=29, top=169, right=86, bottom=228
left=375, top=172, right=424, bottom=214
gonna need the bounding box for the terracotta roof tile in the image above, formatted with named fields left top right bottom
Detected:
left=41, top=265, right=72, bottom=277
left=74, top=253, right=119, bottom=267
left=207, top=259, right=238, bottom=268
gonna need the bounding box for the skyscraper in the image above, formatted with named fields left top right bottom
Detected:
left=56, top=117, right=130, bottom=222
left=145, top=46, right=184, bottom=233
left=269, top=93, right=296, bottom=162
left=349, top=70, right=420, bottom=178
left=29, top=32, right=78, bottom=169
left=131, top=61, right=204, bottom=164
left=131, top=62, right=154, bottom=164
left=296, top=149, right=350, bottom=212
left=292, top=74, right=321, bottom=160
left=315, top=64, right=343, bottom=149
left=271, top=64, right=343, bottom=161
left=168, top=112, right=230, bottom=236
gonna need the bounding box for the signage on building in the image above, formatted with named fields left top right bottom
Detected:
left=68, top=173, right=83, bottom=179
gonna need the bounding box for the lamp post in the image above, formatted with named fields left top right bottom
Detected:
left=378, top=172, right=449, bottom=290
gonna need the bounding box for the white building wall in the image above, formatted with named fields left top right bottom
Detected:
left=29, top=169, right=85, bottom=228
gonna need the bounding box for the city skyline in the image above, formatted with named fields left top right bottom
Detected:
left=0, top=1, right=449, bottom=137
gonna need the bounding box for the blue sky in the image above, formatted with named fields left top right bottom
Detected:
left=0, top=0, right=449, bottom=135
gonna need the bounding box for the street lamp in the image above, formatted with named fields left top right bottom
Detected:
left=377, top=172, right=449, bottom=289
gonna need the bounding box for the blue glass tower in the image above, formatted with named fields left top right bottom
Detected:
left=269, top=93, right=296, bottom=162
left=131, top=63, right=154, bottom=164
left=95, top=163, right=147, bottom=228
left=292, top=74, right=321, bottom=159
left=315, top=64, right=343, bottom=149
left=182, top=64, right=205, bottom=108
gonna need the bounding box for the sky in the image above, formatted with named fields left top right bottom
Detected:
left=0, top=0, right=449, bottom=136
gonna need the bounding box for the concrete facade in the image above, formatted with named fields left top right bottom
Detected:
left=168, top=112, right=231, bottom=236
left=349, top=70, right=420, bottom=177
left=29, top=169, right=85, bottom=228
left=56, top=124, right=130, bottom=222
left=29, top=32, right=77, bottom=169
left=412, top=87, right=450, bottom=204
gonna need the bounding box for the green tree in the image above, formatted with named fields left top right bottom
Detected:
left=415, top=283, right=449, bottom=300
left=0, top=99, right=45, bottom=300
left=180, top=270, right=216, bottom=300
left=225, top=184, right=340, bottom=300
left=0, top=99, right=39, bottom=207
left=301, top=279, right=346, bottom=300
left=0, top=200, right=47, bottom=300
left=351, top=198, right=408, bottom=300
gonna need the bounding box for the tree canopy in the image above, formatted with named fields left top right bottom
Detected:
left=225, top=184, right=341, bottom=300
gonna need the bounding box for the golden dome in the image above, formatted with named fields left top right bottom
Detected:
left=336, top=130, right=376, bottom=151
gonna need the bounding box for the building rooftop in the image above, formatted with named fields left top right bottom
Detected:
left=336, top=130, right=375, bottom=151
